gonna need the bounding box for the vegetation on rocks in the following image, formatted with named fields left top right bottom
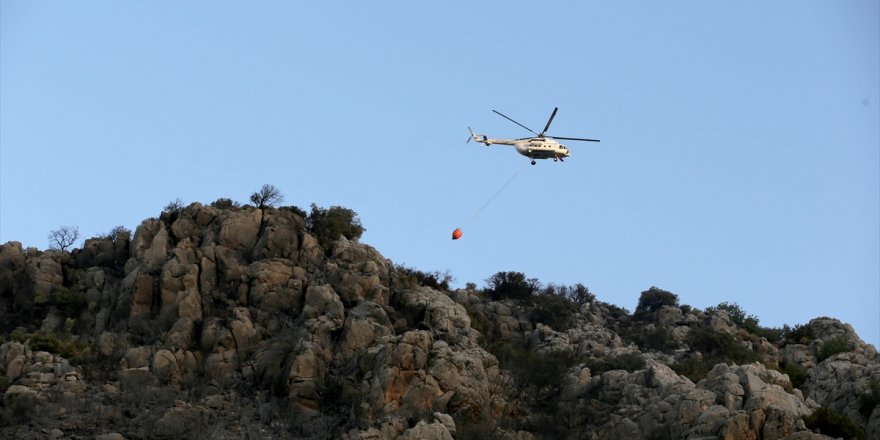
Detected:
left=0, top=192, right=877, bottom=440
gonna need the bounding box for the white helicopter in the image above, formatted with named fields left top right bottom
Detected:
left=468, top=107, right=600, bottom=165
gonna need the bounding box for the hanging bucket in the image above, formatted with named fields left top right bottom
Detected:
left=451, top=228, right=463, bottom=240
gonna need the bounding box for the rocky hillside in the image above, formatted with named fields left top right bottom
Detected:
left=1, top=202, right=877, bottom=439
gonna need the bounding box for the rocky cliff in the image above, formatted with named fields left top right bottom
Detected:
left=0, top=203, right=877, bottom=439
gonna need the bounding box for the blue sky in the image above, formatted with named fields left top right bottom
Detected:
left=2, top=1, right=878, bottom=347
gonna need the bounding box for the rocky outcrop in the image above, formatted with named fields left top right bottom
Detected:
left=0, top=202, right=877, bottom=439
left=555, top=360, right=819, bottom=439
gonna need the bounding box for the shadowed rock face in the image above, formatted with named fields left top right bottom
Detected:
left=0, top=203, right=877, bottom=439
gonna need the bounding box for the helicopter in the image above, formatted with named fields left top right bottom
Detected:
left=467, top=107, right=600, bottom=165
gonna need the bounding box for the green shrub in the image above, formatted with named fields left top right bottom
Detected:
left=279, top=204, right=308, bottom=219
left=307, top=203, right=365, bottom=246
left=602, top=302, right=630, bottom=320
left=713, top=302, right=760, bottom=333
left=541, top=283, right=595, bottom=305
left=818, top=336, right=852, bottom=361
left=674, top=326, right=761, bottom=382
left=673, top=356, right=712, bottom=382
left=485, top=271, right=540, bottom=301
left=784, top=323, right=814, bottom=344
left=396, top=265, right=453, bottom=291
left=17, top=331, right=90, bottom=362
left=709, top=302, right=783, bottom=343
left=859, top=380, right=880, bottom=420
left=804, top=407, right=864, bottom=439
left=0, top=393, right=38, bottom=426
left=585, top=352, right=646, bottom=375
left=210, top=198, right=239, bottom=209
left=687, top=326, right=760, bottom=364
left=627, top=326, right=677, bottom=352
left=634, top=287, right=678, bottom=320
left=566, top=283, right=595, bottom=305
left=34, top=287, right=87, bottom=317
left=488, top=341, right=574, bottom=390
left=528, top=293, right=579, bottom=331
left=755, top=326, right=784, bottom=344
left=782, top=363, right=808, bottom=390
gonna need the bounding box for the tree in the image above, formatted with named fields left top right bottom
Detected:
left=250, top=184, right=284, bottom=209
left=714, top=301, right=760, bottom=333
left=569, top=283, right=595, bottom=305
left=163, top=198, right=184, bottom=214
left=48, top=226, right=79, bottom=251
left=635, top=286, right=679, bottom=319
left=103, top=225, right=132, bottom=244
left=307, top=203, right=365, bottom=243
left=485, top=271, right=540, bottom=300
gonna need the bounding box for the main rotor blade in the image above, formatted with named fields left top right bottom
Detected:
left=492, top=110, right=538, bottom=136
left=540, top=107, right=558, bottom=136
left=551, top=136, right=601, bottom=142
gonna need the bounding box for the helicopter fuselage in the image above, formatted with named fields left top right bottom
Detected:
left=473, top=136, right=571, bottom=162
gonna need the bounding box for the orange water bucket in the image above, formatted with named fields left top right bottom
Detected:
left=451, top=228, right=463, bottom=240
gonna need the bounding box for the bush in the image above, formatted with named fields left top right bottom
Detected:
left=396, top=265, right=454, bottom=291
left=485, top=271, right=540, bottom=301
left=713, top=302, right=760, bottom=333
left=488, top=341, right=573, bottom=390
left=163, top=198, right=184, bottom=214
left=29, top=331, right=90, bottom=361
left=804, top=407, right=864, bottom=439
left=34, top=287, right=88, bottom=317
left=0, top=393, right=38, bottom=426
left=818, top=336, right=852, bottom=361
left=279, top=204, right=308, bottom=219
left=859, top=380, right=880, bottom=419
left=687, top=326, right=759, bottom=364
left=674, top=326, right=762, bottom=381
left=585, top=352, right=646, bottom=375
left=673, top=356, right=712, bottom=382
left=210, top=198, right=239, bottom=209
left=628, top=326, right=677, bottom=352
left=782, top=363, right=808, bottom=390
left=755, top=326, right=784, bottom=344
left=602, top=302, right=630, bottom=320
left=783, top=323, right=815, bottom=344
left=528, top=293, right=579, bottom=331
left=542, top=283, right=595, bottom=305
left=307, top=203, right=365, bottom=246
left=102, top=225, right=132, bottom=244
left=710, top=301, right=782, bottom=343
left=634, top=286, right=679, bottom=320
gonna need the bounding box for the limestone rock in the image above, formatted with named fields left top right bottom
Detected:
left=302, top=284, right=344, bottom=329
left=397, top=420, right=454, bottom=440
left=247, top=259, right=304, bottom=316
left=251, top=210, right=304, bottom=260
left=216, top=209, right=262, bottom=254
left=803, top=350, right=880, bottom=425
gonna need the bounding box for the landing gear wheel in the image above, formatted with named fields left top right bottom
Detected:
left=530, top=160, right=536, bottom=165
